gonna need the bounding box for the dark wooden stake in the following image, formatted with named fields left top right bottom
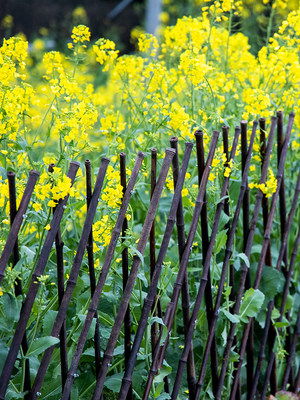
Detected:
left=119, top=153, right=133, bottom=400
left=7, top=171, right=31, bottom=396
left=195, top=130, right=219, bottom=397
left=170, top=137, right=196, bottom=399
left=228, top=113, right=295, bottom=400
left=26, top=158, right=108, bottom=400
left=0, top=162, right=79, bottom=400
left=214, top=115, right=279, bottom=400
left=248, top=170, right=300, bottom=400
left=171, top=127, right=240, bottom=400
left=141, top=131, right=219, bottom=400
left=194, top=122, right=258, bottom=399
left=0, top=169, right=40, bottom=284
left=117, top=142, right=193, bottom=400
left=47, top=163, right=69, bottom=395
left=85, top=160, right=102, bottom=386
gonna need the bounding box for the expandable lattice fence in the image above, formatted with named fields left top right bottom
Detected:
left=0, top=111, right=299, bottom=400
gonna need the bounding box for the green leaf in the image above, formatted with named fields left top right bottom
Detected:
left=273, top=321, right=289, bottom=328
left=236, top=253, right=250, bottom=269
left=1, top=293, right=20, bottom=324
left=42, top=310, right=58, bottom=336
left=260, top=267, right=285, bottom=299
left=129, top=245, right=144, bottom=267
left=154, top=360, right=172, bottom=384
left=239, top=289, right=265, bottom=323
left=222, top=309, right=240, bottom=323
left=103, top=372, right=124, bottom=392
left=214, top=230, right=227, bottom=255
left=26, top=336, right=59, bottom=358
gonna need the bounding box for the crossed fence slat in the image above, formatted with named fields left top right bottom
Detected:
left=0, top=113, right=299, bottom=400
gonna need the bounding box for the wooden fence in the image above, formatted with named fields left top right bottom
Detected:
left=0, top=111, right=299, bottom=400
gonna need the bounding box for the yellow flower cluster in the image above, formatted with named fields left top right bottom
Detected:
left=34, top=167, right=75, bottom=210
left=249, top=169, right=278, bottom=198
left=138, top=33, right=159, bottom=57
left=101, top=166, right=123, bottom=209
left=71, top=25, right=91, bottom=44
left=93, top=215, right=112, bottom=251
left=93, top=39, right=119, bottom=71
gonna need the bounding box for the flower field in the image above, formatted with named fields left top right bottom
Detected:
left=0, top=1, right=300, bottom=399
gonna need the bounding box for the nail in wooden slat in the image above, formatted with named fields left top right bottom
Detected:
left=0, top=162, right=79, bottom=399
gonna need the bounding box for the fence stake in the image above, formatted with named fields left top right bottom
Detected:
left=85, top=159, right=102, bottom=381
left=228, top=112, right=295, bottom=400
left=0, top=162, right=79, bottom=400
left=261, top=227, right=300, bottom=399
left=117, top=142, right=193, bottom=400
left=248, top=170, right=300, bottom=399
left=90, top=148, right=176, bottom=400
left=171, top=127, right=240, bottom=399
left=0, top=169, right=40, bottom=284
left=194, top=121, right=257, bottom=398
left=142, top=131, right=219, bottom=400
left=7, top=171, right=31, bottom=396
left=46, top=151, right=144, bottom=399
left=214, top=115, right=279, bottom=400
left=47, top=163, right=69, bottom=394
left=26, top=158, right=108, bottom=399
left=195, top=129, right=219, bottom=396
left=170, top=137, right=196, bottom=399
left=119, top=152, right=133, bottom=400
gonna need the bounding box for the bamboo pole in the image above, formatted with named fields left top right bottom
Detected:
left=89, top=148, right=175, bottom=400
left=227, top=113, right=295, bottom=399
left=119, top=153, right=133, bottom=400
left=141, top=131, right=219, bottom=400
left=47, top=163, right=69, bottom=394
left=26, top=158, right=109, bottom=399
left=194, top=129, right=219, bottom=396
left=248, top=171, right=300, bottom=400
left=85, top=159, right=102, bottom=381
left=117, top=142, right=193, bottom=400
left=0, top=169, right=40, bottom=284
left=214, top=115, right=281, bottom=400
left=194, top=121, right=258, bottom=399
left=0, top=162, right=79, bottom=399
left=171, top=127, right=240, bottom=400
left=170, top=137, right=196, bottom=399
left=260, top=227, right=300, bottom=399
left=7, top=172, right=31, bottom=396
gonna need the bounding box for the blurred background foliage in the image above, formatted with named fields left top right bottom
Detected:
left=0, top=0, right=299, bottom=56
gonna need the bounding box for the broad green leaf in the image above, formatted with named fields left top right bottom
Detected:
left=214, top=230, right=227, bottom=255
left=154, top=360, right=172, bottom=384
left=26, top=336, right=59, bottom=358
left=236, top=253, right=250, bottom=269
left=103, top=372, right=124, bottom=392
left=42, top=310, right=58, bottom=336
left=239, top=289, right=265, bottom=323
left=260, top=267, right=285, bottom=299
left=222, top=309, right=240, bottom=323
left=273, top=321, right=289, bottom=328
left=1, top=293, right=20, bottom=324
left=154, top=382, right=164, bottom=398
